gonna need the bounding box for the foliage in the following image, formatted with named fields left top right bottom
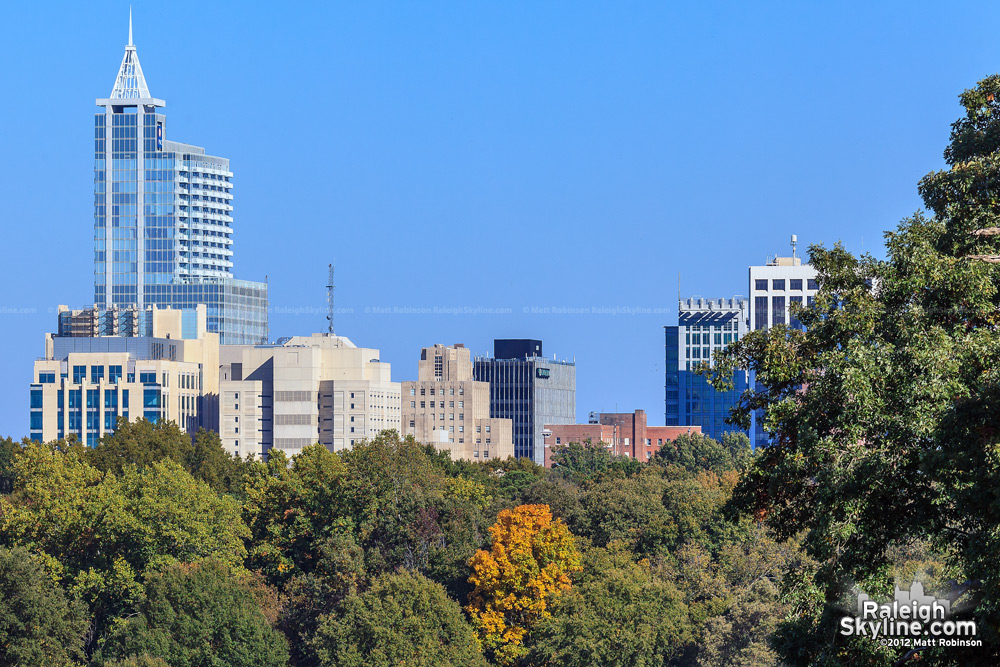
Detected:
left=524, top=545, right=693, bottom=666
left=94, top=559, right=288, bottom=667
left=90, top=419, right=247, bottom=494
left=0, top=546, right=88, bottom=666
left=653, top=431, right=750, bottom=475
left=312, top=570, right=488, bottom=667
left=0, top=442, right=248, bottom=650
left=548, top=439, right=641, bottom=484
left=0, top=436, right=16, bottom=494
left=467, top=504, right=582, bottom=665
left=710, top=74, right=1000, bottom=662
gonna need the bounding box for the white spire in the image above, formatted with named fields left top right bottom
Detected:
left=109, top=9, right=151, bottom=100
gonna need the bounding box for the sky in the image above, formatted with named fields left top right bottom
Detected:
left=0, top=1, right=997, bottom=437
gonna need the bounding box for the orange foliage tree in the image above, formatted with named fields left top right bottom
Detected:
left=466, top=504, right=581, bottom=664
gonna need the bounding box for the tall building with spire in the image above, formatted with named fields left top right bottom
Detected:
left=93, top=13, right=268, bottom=344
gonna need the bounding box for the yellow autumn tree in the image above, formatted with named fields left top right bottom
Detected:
left=466, top=504, right=581, bottom=665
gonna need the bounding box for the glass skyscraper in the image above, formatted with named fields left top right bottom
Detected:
left=665, top=298, right=750, bottom=444
left=93, top=18, right=268, bottom=344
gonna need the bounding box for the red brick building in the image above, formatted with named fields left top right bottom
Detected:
left=542, top=409, right=701, bottom=467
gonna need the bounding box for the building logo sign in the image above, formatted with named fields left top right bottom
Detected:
left=839, top=581, right=979, bottom=650
left=156, top=122, right=163, bottom=150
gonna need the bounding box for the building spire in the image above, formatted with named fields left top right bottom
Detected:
left=108, top=8, right=152, bottom=101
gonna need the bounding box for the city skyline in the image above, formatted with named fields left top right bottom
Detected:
left=1, top=2, right=993, bottom=437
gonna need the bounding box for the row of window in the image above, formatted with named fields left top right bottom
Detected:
left=409, top=385, right=465, bottom=396
left=754, top=278, right=819, bottom=291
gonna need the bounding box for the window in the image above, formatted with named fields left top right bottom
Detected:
left=143, top=389, right=161, bottom=408
left=772, top=279, right=785, bottom=290
left=790, top=295, right=803, bottom=329
left=30, top=412, right=42, bottom=429
left=104, top=390, right=118, bottom=409
left=30, top=389, right=43, bottom=409
left=459, top=413, right=464, bottom=421
left=485, top=425, right=491, bottom=433
left=87, top=389, right=99, bottom=408
left=458, top=401, right=464, bottom=409
left=123, top=391, right=129, bottom=409
left=772, top=296, right=786, bottom=326
left=449, top=401, right=454, bottom=408
left=410, top=388, right=415, bottom=396
left=104, top=413, right=115, bottom=429
left=420, top=401, right=425, bottom=408
left=790, top=279, right=803, bottom=290
left=409, top=420, right=415, bottom=428
left=38, top=372, right=55, bottom=384
left=754, top=279, right=767, bottom=291
left=69, top=389, right=81, bottom=409
left=410, top=401, right=416, bottom=408
left=754, top=296, right=768, bottom=330
left=449, top=387, right=455, bottom=396
left=91, top=366, right=105, bottom=384
left=73, top=365, right=86, bottom=383
left=139, top=372, right=157, bottom=384
left=807, top=278, right=819, bottom=290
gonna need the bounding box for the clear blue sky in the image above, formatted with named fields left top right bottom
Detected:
left=0, top=1, right=995, bottom=437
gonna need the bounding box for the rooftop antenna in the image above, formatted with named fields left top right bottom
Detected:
left=128, top=6, right=133, bottom=46
left=791, top=234, right=798, bottom=260
left=326, top=263, right=335, bottom=335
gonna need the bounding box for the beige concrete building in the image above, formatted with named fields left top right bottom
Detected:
left=219, top=333, right=401, bottom=460
left=401, top=344, right=514, bottom=462
left=29, top=305, right=219, bottom=446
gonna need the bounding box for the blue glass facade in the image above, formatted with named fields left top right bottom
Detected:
left=94, top=38, right=268, bottom=344
left=665, top=298, right=751, bottom=444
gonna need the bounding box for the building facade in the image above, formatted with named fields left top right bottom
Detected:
left=400, top=344, right=514, bottom=462
left=93, top=19, right=268, bottom=344
left=747, top=240, right=819, bottom=446
left=542, top=410, right=701, bottom=467
left=665, top=297, right=750, bottom=443
left=29, top=305, right=219, bottom=445
left=473, top=339, right=576, bottom=465
left=219, top=334, right=401, bottom=460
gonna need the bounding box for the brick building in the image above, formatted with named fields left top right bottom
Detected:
left=541, top=409, right=701, bottom=467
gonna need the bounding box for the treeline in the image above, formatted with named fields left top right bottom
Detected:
left=0, top=421, right=814, bottom=667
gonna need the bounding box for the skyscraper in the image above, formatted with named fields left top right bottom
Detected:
left=665, top=297, right=750, bottom=442
left=473, top=339, right=576, bottom=464
left=93, top=15, right=268, bottom=344
left=747, top=237, right=819, bottom=447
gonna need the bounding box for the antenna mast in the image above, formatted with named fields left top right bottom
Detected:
left=326, top=263, right=335, bottom=335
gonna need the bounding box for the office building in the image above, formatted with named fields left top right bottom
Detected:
left=29, top=305, right=219, bottom=445
left=473, top=339, right=576, bottom=465
left=93, top=17, right=268, bottom=344
left=747, top=236, right=819, bottom=446
left=401, top=344, right=514, bottom=462
left=542, top=409, right=701, bottom=467
left=665, top=297, right=750, bottom=442
left=219, top=334, right=401, bottom=460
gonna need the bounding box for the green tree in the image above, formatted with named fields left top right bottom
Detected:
left=94, top=559, right=288, bottom=667
left=0, top=436, right=16, bottom=494
left=0, top=443, right=248, bottom=650
left=89, top=418, right=193, bottom=475
left=0, top=546, right=87, bottom=666
left=312, top=570, right=488, bottom=667
left=653, top=432, right=746, bottom=475
left=710, top=75, right=1000, bottom=663
left=549, top=439, right=640, bottom=485
left=524, top=546, right=693, bottom=667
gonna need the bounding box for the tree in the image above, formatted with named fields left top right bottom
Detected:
left=89, top=418, right=193, bottom=475
left=467, top=504, right=581, bottom=665
left=0, top=443, right=248, bottom=650
left=94, top=559, right=288, bottom=667
left=0, top=436, right=16, bottom=494
left=653, top=432, right=746, bottom=475
left=0, top=546, right=87, bottom=666
left=549, top=439, right=640, bottom=485
left=524, top=546, right=693, bottom=667
left=312, top=570, right=488, bottom=667
left=710, top=75, right=1000, bottom=662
